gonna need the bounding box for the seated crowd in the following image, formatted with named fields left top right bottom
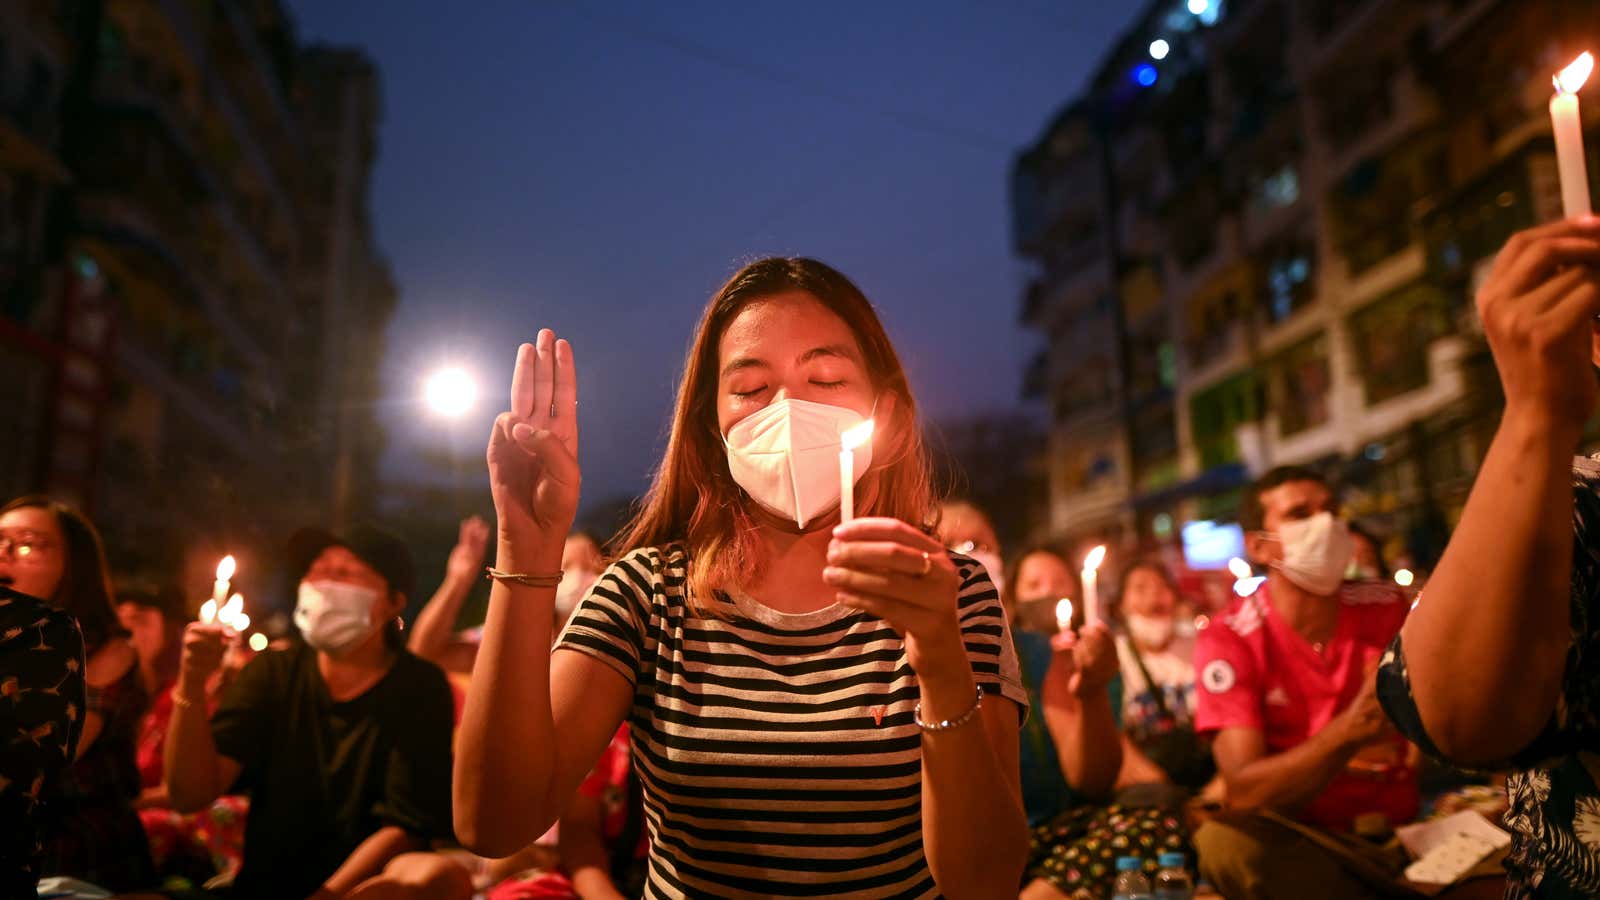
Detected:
left=6, top=222, right=1597, bottom=898
left=0, top=470, right=1489, bottom=900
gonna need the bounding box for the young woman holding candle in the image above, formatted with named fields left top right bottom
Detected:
left=455, top=257, right=1030, bottom=898
left=0, top=496, right=155, bottom=891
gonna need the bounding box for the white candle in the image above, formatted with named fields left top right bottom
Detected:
left=1081, top=545, right=1107, bottom=627
left=1054, top=598, right=1075, bottom=633
left=838, top=419, right=875, bottom=523
left=199, top=599, right=217, bottom=624
left=1552, top=52, right=1594, bottom=219
left=211, top=555, right=236, bottom=607
left=219, top=594, right=244, bottom=629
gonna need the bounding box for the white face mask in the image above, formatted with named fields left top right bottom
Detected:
left=1270, top=512, right=1354, bottom=597
left=295, top=580, right=383, bottom=655
left=724, top=398, right=873, bottom=530
left=1126, top=613, right=1175, bottom=649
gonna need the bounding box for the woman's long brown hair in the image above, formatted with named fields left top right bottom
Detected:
left=2, top=495, right=123, bottom=653
left=614, top=257, right=936, bottom=615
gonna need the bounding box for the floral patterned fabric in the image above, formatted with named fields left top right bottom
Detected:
left=1378, top=454, right=1600, bottom=899
left=1024, top=803, right=1189, bottom=898
left=0, top=588, right=86, bottom=895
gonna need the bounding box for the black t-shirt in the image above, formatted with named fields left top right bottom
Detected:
left=210, top=643, right=455, bottom=899
left=0, top=587, right=86, bottom=896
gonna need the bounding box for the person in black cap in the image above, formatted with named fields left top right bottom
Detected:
left=162, top=524, right=470, bottom=900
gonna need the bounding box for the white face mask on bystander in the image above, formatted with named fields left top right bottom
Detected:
left=294, top=580, right=383, bottom=655
left=1269, top=512, right=1355, bottom=596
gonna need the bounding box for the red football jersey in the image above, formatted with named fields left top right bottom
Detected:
left=1194, top=579, right=1417, bottom=832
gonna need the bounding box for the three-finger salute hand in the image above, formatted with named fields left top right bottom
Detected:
left=487, top=329, right=581, bottom=565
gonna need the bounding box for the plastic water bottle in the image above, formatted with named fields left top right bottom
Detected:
left=1113, top=856, right=1153, bottom=900
left=1154, top=851, right=1194, bottom=899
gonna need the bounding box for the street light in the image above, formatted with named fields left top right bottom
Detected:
left=423, top=367, right=478, bottom=418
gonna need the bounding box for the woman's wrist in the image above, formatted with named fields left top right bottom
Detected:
left=495, top=537, right=564, bottom=575
left=913, top=633, right=978, bottom=720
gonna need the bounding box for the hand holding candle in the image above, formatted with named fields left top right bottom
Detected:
left=838, top=419, right=875, bottom=523
left=1081, top=545, right=1107, bottom=627
left=1551, top=52, right=1594, bottom=219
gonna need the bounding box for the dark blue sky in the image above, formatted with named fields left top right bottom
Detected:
left=284, top=1, right=1142, bottom=513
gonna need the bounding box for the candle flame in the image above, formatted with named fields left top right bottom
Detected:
left=1394, top=568, right=1415, bottom=588
left=1556, top=52, right=1594, bottom=95
left=248, top=632, right=269, bottom=652
left=841, top=419, right=875, bottom=451
left=215, top=555, right=236, bottom=581
left=219, top=594, right=244, bottom=627
left=1227, top=556, right=1253, bottom=580
left=1054, top=598, right=1075, bottom=628
left=1083, top=544, right=1107, bottom=572
left=232, top=612, right=251, bottom=632
left=199, top=599, right=217, bottom=624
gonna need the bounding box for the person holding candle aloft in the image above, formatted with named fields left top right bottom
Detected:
left=0, top=496, right=156, bottom=891
left=163, top=523, right=471, bottom=900
left=1376, top=217, right=1600, bottom=899
left=455, top=258, right=1030, bottom=899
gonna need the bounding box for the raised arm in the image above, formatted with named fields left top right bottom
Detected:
left=163, top=622, right=241, bottom=813
left=408, top=516, right=489, bottom=668
left=1396, top=219, right=1600, bottom=764
left=1039, top=624, right=1124, bottom=801
left=453, top=331, right=631, bottom=857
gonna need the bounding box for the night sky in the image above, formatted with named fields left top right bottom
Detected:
left=283, top=1, right=1142, bottom=516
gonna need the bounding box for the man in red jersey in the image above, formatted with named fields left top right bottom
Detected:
left=1194, top=467, right=1417, bottom=899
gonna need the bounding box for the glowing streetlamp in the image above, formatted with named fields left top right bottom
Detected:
left=423, top=367, right=479, bottom=418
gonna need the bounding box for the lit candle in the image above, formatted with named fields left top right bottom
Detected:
left=1054, top=598, right=1075, bottom=633
left=1551, top=52, right=1594, bottom=219
left=838, top=419, right=875, bottom=523
left=211, top=555, right=236, bottom=607
left=219, top=593, right=244, bottom=629
left=199, top=599, right=217, bottom=624
left=1082, top=545, right=1107, bottom=627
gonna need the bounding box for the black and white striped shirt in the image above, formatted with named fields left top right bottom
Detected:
left=557, top=542, right=1028, bottom=899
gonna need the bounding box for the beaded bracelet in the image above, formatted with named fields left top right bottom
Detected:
left=913, top=685, right=984, bottom=733
left=485, top=567, right=564, bottom=588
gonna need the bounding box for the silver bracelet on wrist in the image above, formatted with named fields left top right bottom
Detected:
left=914, top=685, right=984, bottom=733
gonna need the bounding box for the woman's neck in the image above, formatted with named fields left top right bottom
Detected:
left=746, top=519, right=837, bottom=615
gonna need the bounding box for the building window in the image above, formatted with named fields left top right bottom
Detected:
left=1269, top=334, right=1332, bottom=436
left=1253, top=163, right=1300, bottom=210
left=1190, top=372, right=1261, bottom=468
left=1262, top=248, right=1314, bottom=323
left=1350, top=282, right=1449, bottom=405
